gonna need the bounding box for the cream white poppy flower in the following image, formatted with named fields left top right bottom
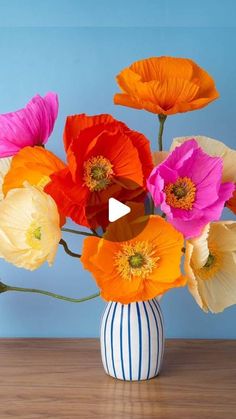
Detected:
left=152, top=151, right=169, bottom=166
left=0, top=157, right=12, bottom=200
left=185, top=221, right=236, bottom=313
left=170, top=135, right=236, bottom=182
left=0, top=184, right=61, bottom=270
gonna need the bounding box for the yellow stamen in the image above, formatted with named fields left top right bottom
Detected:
left=83, top=155, right=114, bottom=192
left=26, top=222, right=42, bottom=250
left=194, top=244, right=222, bottom=280
left=165, top=177, right=196, bottom=210
left=114, top=241, right=159, bottom=281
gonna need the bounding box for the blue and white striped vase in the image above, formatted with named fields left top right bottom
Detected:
left=100, top=299, right=164, bottom=381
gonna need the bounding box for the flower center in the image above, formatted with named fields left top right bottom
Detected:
left=164, top=177, right=196, bottom=210
left=194, top=245, right=222, bottom=281
left=203, top=253, right=215, bottom=268
left=128, top=253, right=145, bottom=268
left=83, top=155, right=114, bottom=192
left=26, top=222, right=42, bottom=250
left=33, top=227, right=42, bottom=240
left=114, top=241, right=159, bottom=281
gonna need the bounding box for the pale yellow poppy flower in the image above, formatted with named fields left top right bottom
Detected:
left=171, top=135, right=236, bottom=182
left=0, top=184, right=61, bottom=270
left=152, top=151, right=169, bottom=166
left=185, top=221, right=236, bottom=313
left=0, top=157, right=12, bottom=200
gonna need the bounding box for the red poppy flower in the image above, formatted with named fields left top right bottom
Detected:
left=45, top=114, right=153, bottom=229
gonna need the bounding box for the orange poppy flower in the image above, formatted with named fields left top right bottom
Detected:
left=45, top=114, right=153, bottom=229
left=114, top=56, right=219, bottom=115
left=81, top=215, right=186, bottom=303
left=3, top=146, right=66, bottom=195
left=226, top=187, right=236, bottom=215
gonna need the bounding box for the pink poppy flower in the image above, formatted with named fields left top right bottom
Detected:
left=147, top=139, right=234, bottom=238
left=0, top=93, right=58, bottom=157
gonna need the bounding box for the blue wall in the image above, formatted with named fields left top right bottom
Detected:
left=0, top=0, right=235, bottom=338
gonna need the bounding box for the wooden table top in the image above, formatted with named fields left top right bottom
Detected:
left=0, top=339, right=235, bottom=419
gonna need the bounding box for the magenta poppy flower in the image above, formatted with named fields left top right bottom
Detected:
left=147, top=139, right=234, bottom=238
left=0, top=92, right=58, bottom=157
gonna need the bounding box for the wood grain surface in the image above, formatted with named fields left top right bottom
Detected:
left=0, top=339, right=235, bottom=419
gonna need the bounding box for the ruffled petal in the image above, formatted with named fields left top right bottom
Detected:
left=3, top=146, right=65, bottom=196
left=114, top=56, right=219, bottom=115
left=226, top=188, right=236, bottom=214
left=169, top=215, right=206, bottom=239
left=203, top=181, right=234, bottom=220
left=0, top=157, right=12, bottom=199
left=0, top=93, right=58, bottom=157
left=185, top=221, right=236, bottom=313
left=45, top=168, right=90, bottom=228
left=171, top=135, right=236, bottom=182
left=197, top=254, right=236, bottom=313
left=81, top=215, right=185, bottom=303
left=0, top=184, right=61, bottom=270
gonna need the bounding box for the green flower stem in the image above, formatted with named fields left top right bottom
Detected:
left=158, top=114, right=167, bottom=151
left=0, top=282, right=99, bottom=303
left=62, top=227, right=95, bottom=237
left=59, top=239, right=81, bottom=258
left=149, top=114, right=167, bottom=215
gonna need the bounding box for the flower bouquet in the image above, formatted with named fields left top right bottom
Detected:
left=0, top=56, right=235, bottom=381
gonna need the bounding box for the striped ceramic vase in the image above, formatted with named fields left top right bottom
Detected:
left=100, top=299, right=164, bottom=381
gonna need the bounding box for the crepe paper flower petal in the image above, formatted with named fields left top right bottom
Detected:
left=2, top=146, right=66, bottom=226
left=114, top=56, right=219, bottom=115
left=0, top=93, right=58, bottom=158
left=0, top=184, right=61, bottom=270
left=81, top=215, right=186, bottom=303
left=227, top=189, right=236, bottom=215
left=171, top=135, right=236, bottom=215
left=0, top=157, right=12, bottom=200
left=152, top=151, right=169, bottom=166
left=171, top=135, right=236, bottom=182
left=3, top=146, right=66, bottom=195
left=45, top=114, right=153, bottom=229
left=147, top=139, right=234, bottom=239
left=185, top=221, right=236, bottom=313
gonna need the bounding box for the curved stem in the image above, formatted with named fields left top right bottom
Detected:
left=0, top=282, right=99, bottom=303
left=158, top=114, right=167, bottom=151
left=59, top=239, right=81, bottom=258
left=62, top=228, right=95, bottom=237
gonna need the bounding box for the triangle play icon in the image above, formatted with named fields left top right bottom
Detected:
left=108, top=198, right=131, bottom=222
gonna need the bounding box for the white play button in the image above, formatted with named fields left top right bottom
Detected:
left=108, top=198, right=131, bottom=222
